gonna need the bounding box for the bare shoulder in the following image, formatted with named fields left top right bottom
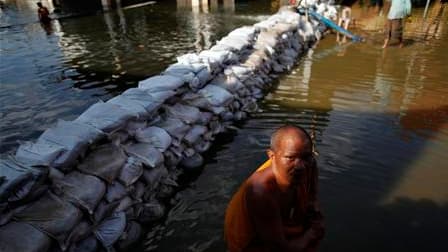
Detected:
left=246, top=168, right=276, bottom=200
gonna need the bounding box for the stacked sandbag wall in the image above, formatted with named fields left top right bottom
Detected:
left=0, top=4, right=335, bottom=252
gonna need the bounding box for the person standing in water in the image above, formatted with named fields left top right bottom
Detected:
left=382, top=0, right=412, bottom=48
left=224, top=125, right=324, bottom=252
left=37, top=2, right=51, bottom=23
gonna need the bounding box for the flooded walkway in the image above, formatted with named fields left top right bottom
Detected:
left=1, top=1, right=447, bottom=252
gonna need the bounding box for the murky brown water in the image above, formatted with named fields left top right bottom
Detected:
left=1, top=1, right=447, bottom=252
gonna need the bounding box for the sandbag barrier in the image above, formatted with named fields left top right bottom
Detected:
left=0, top=4, right=336, bottom=252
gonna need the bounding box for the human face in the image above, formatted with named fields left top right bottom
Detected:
left=269, top=135, right=314, bottom=185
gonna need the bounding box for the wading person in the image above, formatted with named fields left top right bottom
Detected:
left=382, top=0, right=412, bottom=48
left=224, top=125, right=324, bottom=252
left=36, top=2, right=51, bottom=24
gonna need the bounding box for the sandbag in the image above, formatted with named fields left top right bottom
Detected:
left=107, top=96, right=150, bottom=119
left=180, top=153, right=204, bottom=172
left=135, top=126, right=172, bottom=152
left=77, top=144, right=127, bottom=183
left=65, top=220, right=93, bottom=248
left=184, top=125, right=208, bottom=145
left=0, top=158, right=48, bottom=204
left=94, top=211, right=126, bottom=250
left=13, top=192, right=83, bottom=248
left=138, top=75, right=185, bottom=92
left=0, top=221, right=52, bottom=252
left=75, top=101, right=135, bottom=133
left=68, top=235, right=99, bottom=252
left=142, top=165, right=168, bottom=191
left=93, top=200, right=120, bottom=224
left=138, top=201, right=165, bottom=223
left=124, top=143, right=164, bottom=168
left=117, top=221, right=142, bottom=250
left=164, top=103, right=201, bottom=124
left=198, top=84, right=234, bottom=107
left=37, top=120, right=105, bottom=169
left=118, top=157, right=144, bottom=186
left=15, top=141, right=65, bottom=167
left=153, top=117, right=191, bottom=140
left=121, top=88, right=164, bottom=114
left=53, top=171, right=105, bottom=215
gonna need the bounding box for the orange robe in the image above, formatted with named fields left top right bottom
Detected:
left=224, top=159, right=317, bottom=252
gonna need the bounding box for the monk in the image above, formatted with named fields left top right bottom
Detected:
left=36, top=2, right=51, bottom=24
left=224, top=125, right=324, bottom=252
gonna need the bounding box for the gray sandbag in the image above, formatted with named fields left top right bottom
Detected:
left=197, top=111, right=213, bottom=125
left=209, top=75, right=246, bottom=94
left=93, top=200, right=120, bottom=224
left=164, top=103, right=201, bottom=124
left=194, top=139, right=212, bottom=153
left=53, top=171, right=106, bottom=214
left=142, top=165, right=168, bottom=191
left=153, top=117, right=191, bottom=140
left=139, top=201, right=165, bottom=223
left=198, top=84, right=234, bottom=107
left=105, top=182, right=128, bottom=203
left=184, top=125, right=208, bottom=145
left=117, top=221, right=142, bottom=250
left=135, top=126, right=172, bottom=152
left=126, top=120, right=147, bottom=137
left=180, top=153, right=204, bottom=172
left=75, top=101, right=136, bottom=133
left=107, top=96, right=150, bottom=119
left=124, top=143, right=164, bottom=168
left=13, top=192, right=83, bottom=248
left=163, top=150, right=182, bottom=168
left=94, top=211, right=126, bottom=250
left=65, top=220, right=93, bottom=248
left=37, top=120, right=106, bottom=169
left=77, top=144, right=127, bottom=183
left=0, top=221, right=52, bottom=252
left=108, top=130, right=130, bottom=146
left=0, top=158, right=48, bottom=204
left=138, top=75, right=185, bottom=92
left=15, top=141, right=65, bottom=167
left=118, top=157, right=144, bottom=186
left=115, top=196, right=134, bottom=212
left=121, top=88, right=164, bottom=114
left=129, top=181, right=145, bottom=201
left=68, top=235, right=99, bottom=252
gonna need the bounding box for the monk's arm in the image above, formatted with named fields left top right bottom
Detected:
left=246, top=184, right=318, bottom=252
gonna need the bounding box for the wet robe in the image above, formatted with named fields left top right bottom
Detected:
left=224, top=159, right=318, bottom=252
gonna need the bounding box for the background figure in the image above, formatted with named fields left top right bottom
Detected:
left=337, top=6, right=352, bottom=43
left=382, top=0, right=412, bottom=48
left=37, top=2, right=51, bottom=23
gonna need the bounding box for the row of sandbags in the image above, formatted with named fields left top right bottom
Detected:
left=0, top=4, right=330, bottom=252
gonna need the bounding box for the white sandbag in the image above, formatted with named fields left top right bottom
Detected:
left=153, top=117, right=191, bottom=140
left=75, top=101, right=136, bottom=133
left=123, top=87, right=173, bottom=104
left=118, top=157, right=144, bottom=186
left=164, top=103, right=201, bottom=125
left=177, top=53, right=201, bottom=65
left=13, top=192, right=83, bottom=248
left=135, top=126, right=172, bottom=152
left=184, top=125, right=208, bottom=145
left=94, top=211, right=126, bottom=250
left=199, top=50, right=230, bottom=65
left=53, top=171, right=106, bottom=215
left=0, top=158, right=48, bottom=203
left=77, top=144, right=127, bottom=184
left=15, top=141, right=65, bottom=167
left=126, top=120, right=147, bottom=137
left=107, top=96, right=150, bottom=118
left=0, top=221, right=52, bottom=252
left=39, top=120, right=105, bottom=167
left=138, top=75, right=185, bottom=92
left=105, top=182, right=128, bottom=203
left=124, top=143, right=164, bottom=168
left=198, top=84, right=234, bottom=107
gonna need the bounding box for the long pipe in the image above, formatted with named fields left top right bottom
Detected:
left=423, top=0, right=431, bottom=19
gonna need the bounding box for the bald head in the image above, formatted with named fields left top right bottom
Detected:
left=270, top=125, right=312, bottom=152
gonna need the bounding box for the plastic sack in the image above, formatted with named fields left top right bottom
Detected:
left=153, top=117, right=191, bottom=140
left=107, top=96, right=151, bottom=118
left=198, top=84, right=234, bottom=107
left=53, top=171, right=106, bottom=215
left=118, top=157, right=144, bottom=186
left=142, top=165, right=168, bottom=191
left=0, top=158, right=48, bottom=204
left=117, top=221, right=142, bottom=250
left=184, top=125, right=208, bottom=145
left=13, top=192, right=83, bottom=249
left=0, top=221, right=52, bottom=252
left=138, top=75, right=185, bottom=92
left=139, top=201, right=165, bottom=223
left=77, top=144, right=127, bottom=183
left=124, top=143, right=164, bottom=168
left=164, top=103, right=201, bottom=125
left=180, top=153, right=204, bottom=172
left=93, top=200, right=120, bottom=224
left=75, top=101, right=135, bottom=133
left=135, top=126, right=172, bottom=152
left=94, top=211, right=126, bottom=250
left=15, top=141, right=64, bottom=167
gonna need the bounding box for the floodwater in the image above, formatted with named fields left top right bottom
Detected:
left=1, top=1, right=448, bottom=252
